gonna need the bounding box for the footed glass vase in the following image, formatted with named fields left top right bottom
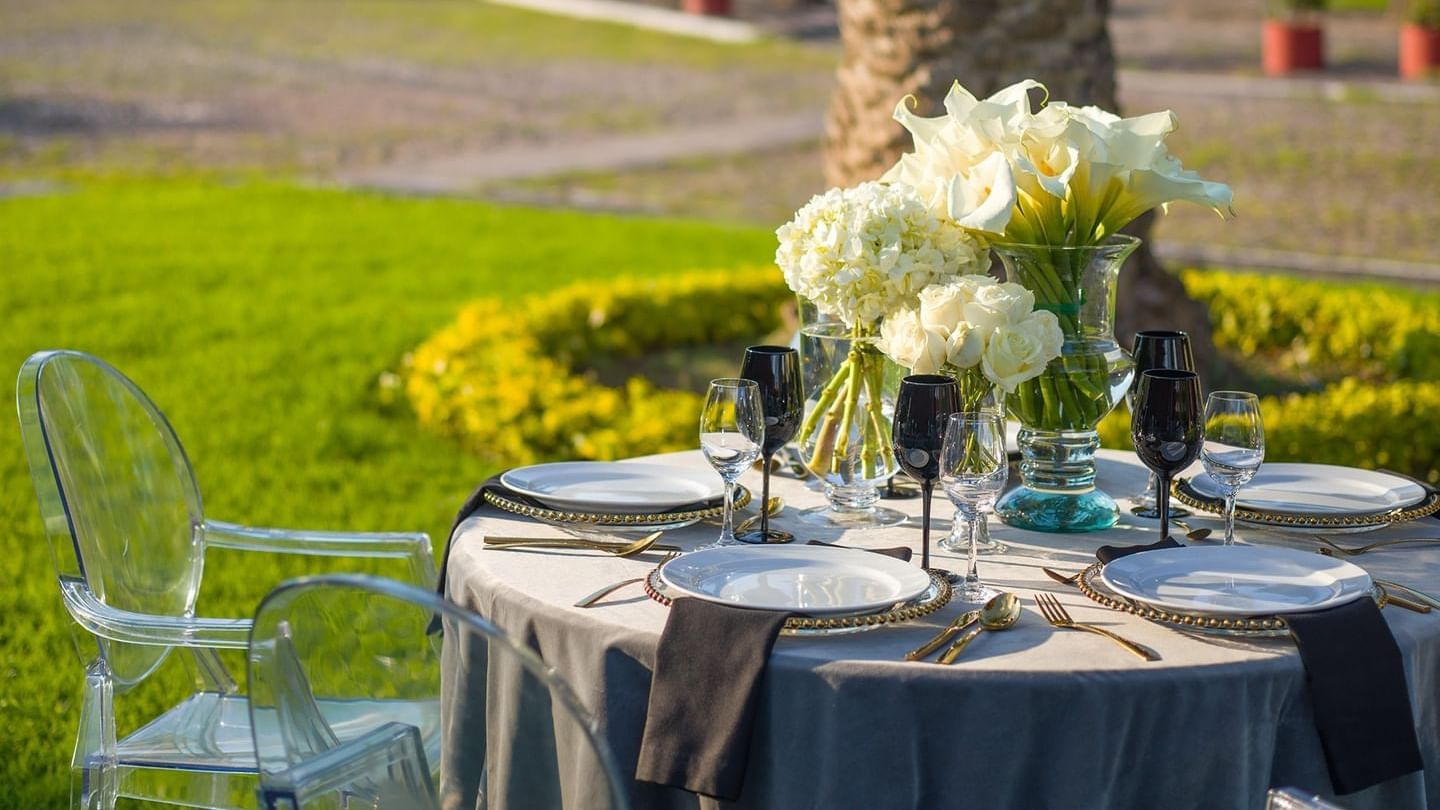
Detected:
left=994, top=236, right=1139, bottom=533
left=795, top=302, right=906, bottom=528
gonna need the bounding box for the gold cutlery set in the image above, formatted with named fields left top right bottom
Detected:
left=905, top=591, right=1158, bottom=664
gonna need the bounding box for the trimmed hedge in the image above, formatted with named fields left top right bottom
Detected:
left=404, top=267, right=1440, bottom=481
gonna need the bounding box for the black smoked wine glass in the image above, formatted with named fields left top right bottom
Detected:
left=893, top=374, right=960, bottom=573
left=737, top=345, right=803, bottom=544
left=1131, top=369, right=1204, bottom=542
left=1130, top=331, right=1196, bottom=519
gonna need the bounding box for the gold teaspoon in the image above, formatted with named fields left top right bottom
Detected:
left=939, top=593, right=1021, bottom=665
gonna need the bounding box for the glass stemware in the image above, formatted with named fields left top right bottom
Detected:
left=737, top=345, right=802, bottom=544
left=1129, top=330, right=1196, bottom=519
left=940, top=410, right=1008, bottom=603
left=892, top=375, right=960, bottom=573
left=1131, top=369, right=1204, bottom=542
left=698, top=378, right=764, bottom=549
left=1202, top=391, right=1266, bottom=546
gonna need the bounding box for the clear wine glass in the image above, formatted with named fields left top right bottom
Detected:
left=699, top=378, right=764, bottom=549
left=1201, top=391, right=1265, bottom=546
left=940, top=410, right=1008, bottom=603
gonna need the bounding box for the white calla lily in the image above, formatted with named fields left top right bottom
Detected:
left=946, top=152, right=1017, bottom=234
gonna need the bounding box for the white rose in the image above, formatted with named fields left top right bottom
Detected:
left=878, top=308, right=948, bottom=374
left=963, top=281, right=1035, bottom=332
left=915, top=274, right=995, bottom=335
left=981, top=310, right=1065, bottom=391
left=946, top=323, right=984, bottom=369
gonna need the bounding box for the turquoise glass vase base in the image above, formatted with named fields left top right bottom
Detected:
left=996, top=486, right=1119, bottom=533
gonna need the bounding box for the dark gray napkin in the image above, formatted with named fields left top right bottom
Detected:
left=1286, top=598, right=1423, bottom=794
left=635, top=599, right=790, bottom=800
left=1095, top=536, right=1183, bottom=564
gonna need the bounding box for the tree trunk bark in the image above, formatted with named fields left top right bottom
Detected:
left=823, top=0, right=1219, bottom=378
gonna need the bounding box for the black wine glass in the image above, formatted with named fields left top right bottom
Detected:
left=1131, top=369, right=1204, bottom=541
left=1129, top=331, right=1196, bottom=520
left=737, top=345, right=802, bottom=544
left=892, top=374, right=960, bottom=572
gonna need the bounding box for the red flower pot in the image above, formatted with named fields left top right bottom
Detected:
left=1263, top=20, right=1325, bottom=75
left=682, top=0, right=730, bottom=16
left=1400, top=23, right=1440, bottom=80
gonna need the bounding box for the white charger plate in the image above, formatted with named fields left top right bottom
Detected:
left=501, top=461, right=722, bottom=514
left=1189, top=463, right=1426, bottom=516
left=1101, top=546, right=1373, bottom=616
left=659, top=545, right=931, bottom=616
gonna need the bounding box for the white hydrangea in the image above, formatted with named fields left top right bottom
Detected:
left=775, top=181, right=987, bottom=328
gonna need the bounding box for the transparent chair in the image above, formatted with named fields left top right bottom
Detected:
left=248, top=574, right=630, bottom=810
left=15, top=350, right=437, bottom=810
left=1266, top=788, right=1348, bottom=809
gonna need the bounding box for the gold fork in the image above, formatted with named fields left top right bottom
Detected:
left=1032, top=593, right=1160, bottom=661
left=1310, top=534, right=1440, bottom=557
left=573, top=551, right=680, bottom=608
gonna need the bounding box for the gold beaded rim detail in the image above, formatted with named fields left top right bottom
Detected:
left=643, top=567, right=953, bottom=635
left=484, top=486, right=752, bottom=526
left=1074, top=562, right=1387, bottom=638
left=1173, top=478, right=1440, bottom=528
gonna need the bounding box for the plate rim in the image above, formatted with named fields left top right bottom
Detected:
left=657, top=545, right=932, bottom=616
left=1188, top=462, right=1427, bottom=515
left=1099, top=545, right=1373, bottom=616
left=501, top=460, right=723, bottom=512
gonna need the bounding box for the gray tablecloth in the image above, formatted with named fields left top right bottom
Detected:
left=442, top=450, right=1440, bottom=810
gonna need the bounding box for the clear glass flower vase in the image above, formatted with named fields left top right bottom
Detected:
left=795, top=301, right=906, bottom=528
left=993, top=236, right=1139, bottom=533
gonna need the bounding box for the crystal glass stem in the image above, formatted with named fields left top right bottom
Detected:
left=718, top=479, right=738, bottom=545
left=966, top=512, right=982, bottom=593
left=1223, top=489, right=1238, bottom=546
left=1139, top=472, right=1158, bottom=509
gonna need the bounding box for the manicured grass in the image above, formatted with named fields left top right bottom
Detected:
left=0, top=175, right=777, bottom=808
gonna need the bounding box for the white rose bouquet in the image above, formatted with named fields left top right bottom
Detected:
left=775, top=181, right=986, bottom=478
left=877, top=274, right=1064, bottom=412
left=881, top=79, right=1233, bottom=432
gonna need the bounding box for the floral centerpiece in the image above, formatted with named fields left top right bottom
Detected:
left=880, top=79, right=1233, bottom=532
left=775, top=181, right=986, bottom=525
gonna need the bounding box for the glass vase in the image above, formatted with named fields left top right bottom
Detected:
left=795, top=301, right=906, bottom=528
left=993, top=236, right=1139, bottom=533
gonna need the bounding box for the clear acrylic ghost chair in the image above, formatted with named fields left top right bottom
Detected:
left=248, top=574, right=631, bottom=810
left=1266, top=788, right=1348, bottom=809
left=15, top=350, right=437, bottom=810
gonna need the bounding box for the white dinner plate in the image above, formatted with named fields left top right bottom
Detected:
left=501, top=461, right=723, bottom=514
left=1101, top=546, right=1373, bottom=616
left=659, top=545, right=932, bottom=616
left=1189, top=463, right=1427, bottom=516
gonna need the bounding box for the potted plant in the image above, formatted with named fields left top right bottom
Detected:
left=1401, top=0, right=1440, bottom=79
left=1264, top=0, right=1327, bottom=75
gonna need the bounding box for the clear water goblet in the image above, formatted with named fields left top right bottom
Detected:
left=1201, top=391, right=1265, bottom=546
left=940, top=410, right=1008, bottom=603
left=698, top=378, right=764, bottom=549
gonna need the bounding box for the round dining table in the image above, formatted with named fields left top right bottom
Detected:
left=441, top=449, right=1440, bottom=810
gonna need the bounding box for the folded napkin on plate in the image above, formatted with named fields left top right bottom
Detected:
left=806, top=539, right=913, bottom=562
left=635, top=599, right=790, bottom=800
left=637, top=542, right=916, bottom=799
left=1095, top=536, right=1183, bottom=564
left=1286, top=598, right=1423, bottom=794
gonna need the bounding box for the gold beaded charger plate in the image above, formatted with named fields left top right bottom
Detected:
left=643, top=566, right=952, bottom=637
left=1075, top=563, right=1387, bottom=639
left=484, top=485, right=751, bottom=532
left=1175, top=476, right=1440, bottom=534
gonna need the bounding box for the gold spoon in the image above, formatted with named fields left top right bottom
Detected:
left=938, top=593, right=1021, bottom=665
left=484, top=531, right=667, bottom=557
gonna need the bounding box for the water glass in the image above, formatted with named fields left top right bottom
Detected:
left=940, top=410, right=1008, bottom=603
left=699, top=378, right=763, bottom=548
left=1129, top=330, right=1195, bottom=519
left=1131, top=369, right=1204, bottom=542
left=1202, top=391, right=1265, bottom=546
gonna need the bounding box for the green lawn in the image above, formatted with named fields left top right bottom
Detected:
left=0, top=175, right=777, bottom=808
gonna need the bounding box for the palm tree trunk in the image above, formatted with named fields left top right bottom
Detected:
left=824, top=0, right=1219, bottom=377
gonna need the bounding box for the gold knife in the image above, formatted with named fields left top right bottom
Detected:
left=904, top=610, right=981, bottom=661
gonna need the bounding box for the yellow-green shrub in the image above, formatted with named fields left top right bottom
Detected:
left=1099, top=379, right=1440, bottom=482
left=401, top=268, right=790, bottom=465
left=1180, top=269, right=1440, bottom=381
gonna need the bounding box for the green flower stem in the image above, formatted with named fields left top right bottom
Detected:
left=863, top=360, right=889, bottom=480
left=833, top=352, right=864, bottom=473
left=799, top=358, right=851, bottom=442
